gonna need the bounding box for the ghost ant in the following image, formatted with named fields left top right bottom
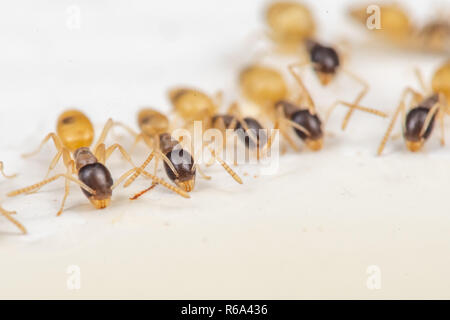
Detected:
left=377, top=61, right=450, bottom=155
left=169, top=87, right=222, bottom=124
left=349, top=2, right=450, bottom=54
left=0, top=161, right=26, bottom=234
left=241, top=64, right=387, bottom=152
left=8, top=110, right=188, bottom=216
left=262, top=1, right=374, bottom=131
left=170, top=87, right=269, bottom=161
left=265, top=1, right=316, bottom=53
left=101, top=107, right=242, bottom=198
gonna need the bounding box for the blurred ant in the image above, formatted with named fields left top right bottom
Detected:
left=0, top=161, right=26, bottom=234
left=264, top=1, right=373, bottom=130
left=102, top=107, right=242, bottom=197
left=9, top=110, right=187, bottom=216
left=241, top=64, right=387, bottom=151
left=349, top=2, right=450, bottom=53
left=170, top=87, right=269, bottom=160
left=377, top=61, right=450, bottom=155
left=265, top=1, right=316, bottom=53
left=169, top=87, right=222, bottom=124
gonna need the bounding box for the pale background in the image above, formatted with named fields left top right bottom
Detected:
left=1, top=0, right=450, bottom=299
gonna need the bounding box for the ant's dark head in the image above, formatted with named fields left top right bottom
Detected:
left=306, top=40, right=340, bottom=84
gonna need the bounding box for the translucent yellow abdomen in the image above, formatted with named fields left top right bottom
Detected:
left=266, top=1, right=315, bottom=47
left=169, top=88, right=218, bottom=122
left=239, top=65, right=288, bottom=106
left=432, top=61, right=450, bottom=103
left=56, top=110, right=94, bottom=151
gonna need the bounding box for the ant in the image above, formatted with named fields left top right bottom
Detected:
left=377, top=61, right=450, bottom=155
left=265, top=1, right=316, bottom=53
left=100, top=107, right=242, bottom=197
left=264, top=2, right=373, bottom=130
left=241, top=64, right=387, bottom=151
left=0, top=161, right=26, bottom=234
left=8, top=110, right=188, bottom=216
left=209, top=102, right=269, bottom=161
left=170, top=87, right=269, bottom=161
left=169, top=87, right=222, bottom=124
left=349, top=3, right=450, bottom=53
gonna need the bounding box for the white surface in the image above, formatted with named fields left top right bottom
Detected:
left=1, top=0, right=450, bottom=299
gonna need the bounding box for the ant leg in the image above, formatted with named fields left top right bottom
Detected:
left=439, top=109, right=446, bottom=146
left=136, top=170, right=190, bottom=198
left=206, top=145, right=243, bottom=184
left=123, top=152, right=155, bottom=188
left=420, top=104, right=440, bottom=138
left=129, top=184, right=158, bottom=200
left=376, top=88, right=416, bottom=156
left=206, top=117, right=227, bottom=167
left=288, top=63, right=316, bottom=113
left=131, top=133, right=144, bottom=152
left=329, top=100, right=387, bottom=120
left=0, top=206, right=27, bottom=234
left=259, top=124, right=281, bottom=159
left=56, top=158, right=76, bottom=216
left=94, top=143, right=106, bottom=164
left=22, top=133, right=63, bottom=158
left=112, top=122, right=140, bottom=139
left=22, top=133, right=65, bottom=185
left=93, top=118, right=114, bottom=152
left=228, top=102, right=260, bottom=151
left=27, top=147, right=72, bottom=195
left=104, top=144, right=137, bottom=168
left=274, top=106, right=302, bottom=152
left=195, top=165, right=211, bottom=180
left=414, top=68, right=429, bottom=93
left=0, top=162, right=16, bottom=179
left=8, top=173, right=95, bottom=198
left=341, top=69, right=370, bottom=130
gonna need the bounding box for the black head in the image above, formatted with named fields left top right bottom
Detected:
left=78, top=162, right=113, bottom=208
left=291, top=109, right=323, bottom=151
left=164, top=148, right=196, bottom=192
left=307, top=41, right=340, bottom=74
left=404, top=107, right=435, bottom=142
left=235, top=117, right=266, bottom=149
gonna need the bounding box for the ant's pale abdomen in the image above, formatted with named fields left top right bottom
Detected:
left=432, top=62, right=450, bottom=104
left=137, top=109, right=170, bottom=137
left=239, top=65, right=288, bottom=106
left=266, top=1, right=316, bottom=47
left=169, top=88, right=218, bottom=122
left=56, top=110, right=94, bottom=151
